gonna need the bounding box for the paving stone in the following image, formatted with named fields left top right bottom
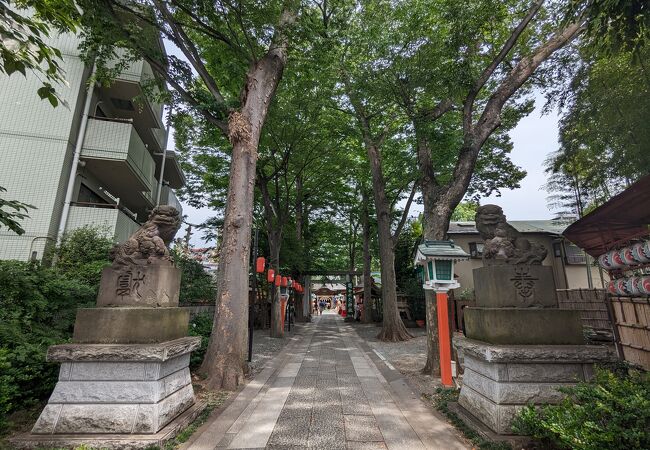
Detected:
left=185, top=313, right=468, bottom=450
left=346, top=442, right=388, bottom=449
left=344, top=415, right=383, bottom=442
left=267, top=412, right=310, bottom=447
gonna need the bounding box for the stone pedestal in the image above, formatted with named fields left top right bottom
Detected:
left=73, top=307, right=190, bottom=344
left=30, top=337, right=200, bottom=435
left=456, top=336, right=615, bottom=434
left=97, top=266, right=181, bottom=307
left=464, top=308, right=584, bottom=345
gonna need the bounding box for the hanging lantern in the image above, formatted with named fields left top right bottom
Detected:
left=256, top=256, right=266, bottom=273
left=267, top=269, right=275, bottom=283
left=281, top=276, right=288, bottom=287
left=275, top=275, right=282, bottom=286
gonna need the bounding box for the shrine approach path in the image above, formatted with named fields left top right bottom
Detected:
left=184, top=312, right=469, bottom=450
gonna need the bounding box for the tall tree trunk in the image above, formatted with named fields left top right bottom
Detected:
left=366, top=144, right=411, bottom=341
left=268, top=233, right=283, bottom=338
left=294, top=175, right=306, bottom=322
left=199, top=27, right=291, bottom=389
left=361, top=192, right=374, bottom=324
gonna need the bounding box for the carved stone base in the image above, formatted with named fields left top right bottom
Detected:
left=464, top=307, right=584, bottom=345
left=97, top=265, right=181, bottom=307
left=10, top=401, right=206, bottom=449
left=455, top=336, right=615, bottom=434
left=29, top=337, right=200, bottom=436
left=73, top=307, right=190, bottom=344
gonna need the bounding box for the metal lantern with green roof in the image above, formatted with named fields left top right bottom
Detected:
left=414, top=240, right=469, bottom=291
left=414, top=239, right=469, bottom=387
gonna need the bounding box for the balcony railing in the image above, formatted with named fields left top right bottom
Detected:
left=82, top=117, right=156, bottom=193
left=158, top=185, right=183, bottom=216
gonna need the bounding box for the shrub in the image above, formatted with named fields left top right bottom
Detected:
left=0, top=260, right=97, bottom=433
left=0, top=227, right=112, bottom=432
left=188, top=312, right=213, bottom=369
left=512, top=367, right=650, bottom=450
left=172, top=250, right=215, bottom=304
left=48, top=225, right=114, bottom=288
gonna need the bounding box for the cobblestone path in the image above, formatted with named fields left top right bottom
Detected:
left=185, top=313, right=468, bottom=450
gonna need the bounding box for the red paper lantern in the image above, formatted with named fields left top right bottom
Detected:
left=256, top=256, right=266, bottom=273
left=281, top=276, right=288, bottom=287
left=267, top=269, right=275, bottom=283
left=275, top=275, right=281, bottom=286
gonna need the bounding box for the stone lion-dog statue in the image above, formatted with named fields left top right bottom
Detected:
left=109, top=205, right=181, bottom=267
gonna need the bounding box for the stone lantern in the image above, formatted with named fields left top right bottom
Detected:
left=414, top=240, right=469, bottom=386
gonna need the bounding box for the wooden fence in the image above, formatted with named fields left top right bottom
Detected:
left=609, top=296, right=650, bottom=370
left=556, top=289, right=612, bottom=332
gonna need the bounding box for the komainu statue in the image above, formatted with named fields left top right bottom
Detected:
left=475, top=204, right=547, bottom=265
left=110, top=205, right=181, bottom=267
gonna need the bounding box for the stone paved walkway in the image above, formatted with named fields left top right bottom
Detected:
left=184, top=312, right=468, bottom=450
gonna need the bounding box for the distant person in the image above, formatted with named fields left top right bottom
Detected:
left=318, top=300, right=326, bottom=315
left=354, top=302, right=361, bottom=322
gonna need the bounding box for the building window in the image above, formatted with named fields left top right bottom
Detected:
left=468, top=242, right=484, bottom=258
left=565, top=244, right=586, bottom=265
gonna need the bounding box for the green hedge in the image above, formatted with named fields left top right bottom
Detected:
left=0, top=261, right=96, bottom=431
left=0, top=226, right=113, bottom=432
left=512, top=367, right=650, bottom=450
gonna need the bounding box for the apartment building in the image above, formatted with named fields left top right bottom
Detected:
left=0, top=32, right=185, bottom=261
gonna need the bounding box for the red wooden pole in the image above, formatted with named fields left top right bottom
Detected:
left=436, top=291, right=453, bottom=386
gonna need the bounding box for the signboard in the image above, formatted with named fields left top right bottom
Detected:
left=345, top=281, right=354, bottom=317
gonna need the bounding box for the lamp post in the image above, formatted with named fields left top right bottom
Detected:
left=414, top=240, right=469, bottom=387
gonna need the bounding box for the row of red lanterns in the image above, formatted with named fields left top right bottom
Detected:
left=256, top=257, right=304, bottom=293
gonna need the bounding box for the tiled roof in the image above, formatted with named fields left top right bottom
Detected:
left=448, top=219, right=573, bottom=236
left=416, top=240, right=469, bottom=258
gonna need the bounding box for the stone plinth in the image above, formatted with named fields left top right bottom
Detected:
left=455, top=336, right=615, bottom=434
left=473, top=265, right=558, bottom=308
left=73, top=307, right=190, bottom=344
left=464, top=307, right=584, bottom=345
left=97, top=265, right=181, bottom=307
left=30, top=337, right=200, bottom=436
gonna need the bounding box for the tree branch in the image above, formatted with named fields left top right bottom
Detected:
left=463, top=0, right=545, bottom=134
left=392, top=181, right=417, bottom=248
left=151, top=0, right=226, bottom=106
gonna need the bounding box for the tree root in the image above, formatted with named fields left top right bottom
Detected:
left=376, top=324, right=412, bottom=342
left=199, top=353, right=246, bottom=391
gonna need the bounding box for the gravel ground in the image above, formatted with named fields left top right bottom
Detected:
left=248, top=323, right=303, bottom=377
left=351, top=323, right=446, bottom=399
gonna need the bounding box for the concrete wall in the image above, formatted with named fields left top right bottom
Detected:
left=0, top=34, right=89, bottom=261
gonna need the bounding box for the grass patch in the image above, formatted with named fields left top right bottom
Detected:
left=425, top=387, right=512, bottom=450
left=161, top=388, right=231, bottom=450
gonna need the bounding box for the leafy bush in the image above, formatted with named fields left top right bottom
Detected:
left=0, top=229, right=111, bottom=432
left=0, top=261, right=97, bottom=432
left=512, top=368, right=650, bottom=450
left=172, top=250, right=215, bottom=304
left=48, top=225, right=114, bottom=288
left=188, top=312, right=213, bottom=369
